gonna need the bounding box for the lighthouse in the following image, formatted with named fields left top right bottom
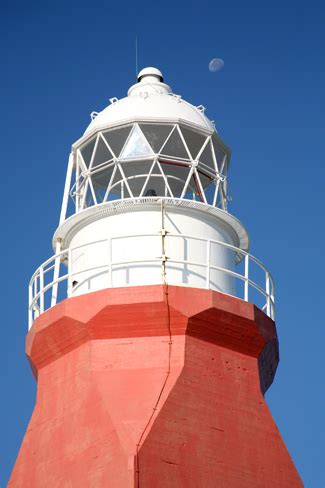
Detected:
left=9, top=67, right=302, bottom=487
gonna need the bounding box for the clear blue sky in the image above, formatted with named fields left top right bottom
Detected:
left=1, top=0, right=324, bottom=486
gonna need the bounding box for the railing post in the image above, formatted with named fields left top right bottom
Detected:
left=28, top=283, right=33, bottom=329
left=51, top=244, right=62, bottom=307
left=34, top=272, right=38, bottom=302
left=270, top=279, right=275, bottom=320
left=67, top=248, right=72, bottom=298
left=108, top=238, right=112, bottom=287
left=39, top=266, right=44, bottom=314
left=244, top=254, right=249, bottom=302
left=206, top=240, right=211, bottom=289
left=266, top=271, right=271, bottom=317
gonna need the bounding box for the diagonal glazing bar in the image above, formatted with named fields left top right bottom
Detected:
left=193, top=167, right=207, bottom=204
left=156, top=160, right=174, bottom=197
left=139, top=158, right=159, bottom=197
left=176, top=125, right=192, bottom=159
left=180, top=166, right=195, bottom=198
left=103, top=164, right=118, bottom=202
left=117, top=162, right=134, bottom=198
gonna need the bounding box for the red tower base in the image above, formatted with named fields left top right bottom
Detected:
left=9, top=285, right=302, bottom=487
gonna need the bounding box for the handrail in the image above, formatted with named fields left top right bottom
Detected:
left=28, top=234, right=275, bottom=329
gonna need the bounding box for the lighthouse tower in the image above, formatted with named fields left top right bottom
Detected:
left=10, top=68, right=302, bottom=487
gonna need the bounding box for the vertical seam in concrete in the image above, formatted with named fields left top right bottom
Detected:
left=135, top=284, right=173, bottom=488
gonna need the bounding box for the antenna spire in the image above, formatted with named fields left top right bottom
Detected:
left=135, top=36, right=138, bottom=79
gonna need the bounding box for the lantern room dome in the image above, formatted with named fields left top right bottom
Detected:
left=84, top=67, right=214, bottom=135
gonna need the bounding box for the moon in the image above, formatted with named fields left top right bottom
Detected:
left=209, top=58, right=224, bottom=72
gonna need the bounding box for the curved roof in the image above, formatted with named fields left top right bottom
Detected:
left=84, top=67, right=214, bottom=135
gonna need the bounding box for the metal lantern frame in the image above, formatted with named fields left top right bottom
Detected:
left=67, top=120, right=230, bottom=215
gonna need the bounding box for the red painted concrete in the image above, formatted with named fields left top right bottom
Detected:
left=9, top=285, right=303, bottom=487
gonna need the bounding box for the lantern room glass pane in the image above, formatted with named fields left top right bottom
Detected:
left=91, top=136, right=114, bottom=168
left=91, top=166, right=114, bottom=189
left=139, top=124, right=174, bottom=153
left=120, top=160, right=153, bottom=178
left=80, top=137, right=96, bottom=167
left=141, top=173, right=170, bottom=197
left=160, top=127, right=189, bottom=160
left=196, top=169, right=214, bottom=189
left=103, top=126, right=132, bottom=157
left=126, top=175, right=147, bottom=197
left=84, top=184, right=95, bottom=208
left=212, top=138, right=226, bottom=172
left=120, top=125, right=154, bottom=159
left=182, top=173, right=204, bottom=202
left=159, top=161, right=190, bottom=197
left=198, top=140, right=215, bottom=171
left=180, top=126, right=207, bottom=159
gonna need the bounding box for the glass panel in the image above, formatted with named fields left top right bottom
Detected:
left=222, top=160, right=228, bottom=177
left=106, top=165, right=124, bottom=199
left=121, top=160, right=153, bottom=178
left=197, top=169, right=214, bottom=189
left=91, top=136, right=113, bottom=168
left=183, top=174, right=204, bottom=202
left=141, top=172, right=169, bottom=197
left=127, top=176, right=147, bottom=197
left=103, top=126, right=132, bottom=157
left=139, top=124, right=174, bottom=153
left=120, top=125, right=154, bottom=159
left=180, top=126, right=207, bottom=159
left=203, top=179, right=215, bottom=205
left=84, top=184, right=95, bottom=208
left=159, top=161, right=191, bottom=197
left=212, top=138, right=226, bottom=172
left=160, top=127, right=189, bottom=159
left=198, top=140, right=216, bottom=171
left=93, top=185, right=107, bottom=204
left=91, top=165, right=115, bottom=189
left=120, top=159, right=153, bottom=197
left=80, top=137, right=96, bottom=168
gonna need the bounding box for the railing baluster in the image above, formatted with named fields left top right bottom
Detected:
left=28, top=283, right=33, bottom=329
left=39, top=266, right=44, bottom=314
left=266, top=271, right=270, bottom=317
left=271, top=280, right=275, bottom=320
left=206, top=240, right=211, bottom=289
left=67, top=248, right=72, bottom=298
left=244, top=254, right=249, bottom=302
left=34, top=273, right=37, bottom=303
left=51, top=253, right=61, bottom=307
left=108, top=238, right=112, bottom=287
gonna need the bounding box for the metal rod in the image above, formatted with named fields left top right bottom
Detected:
left=39, top=267, right=44, bottom=313
left=266, top=272, right=270, bottom=317
left=244, top=254, right=249, bottom=301
left=206, top=240, right=210, bottom=289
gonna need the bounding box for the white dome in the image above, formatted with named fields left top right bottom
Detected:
left=84, top=67, right=214, bottom=135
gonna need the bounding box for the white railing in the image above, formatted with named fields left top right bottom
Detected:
left=28, top=235, right=275, bottom=329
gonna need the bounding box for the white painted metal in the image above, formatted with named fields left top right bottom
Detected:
left=28, top=67, right=275, bottom=330
left=51, top=152, right=74, bottom=306
left=59, top=152, right=75, bottom=226
left=67, top=203, right=236, bottom=296
left=137, top=67, right=164, bottom=81
left=53, top=198, right=249, bottom=254
left=28, top=232, right=275, bottom=329
left=83, top=70, right=214, bottom=136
